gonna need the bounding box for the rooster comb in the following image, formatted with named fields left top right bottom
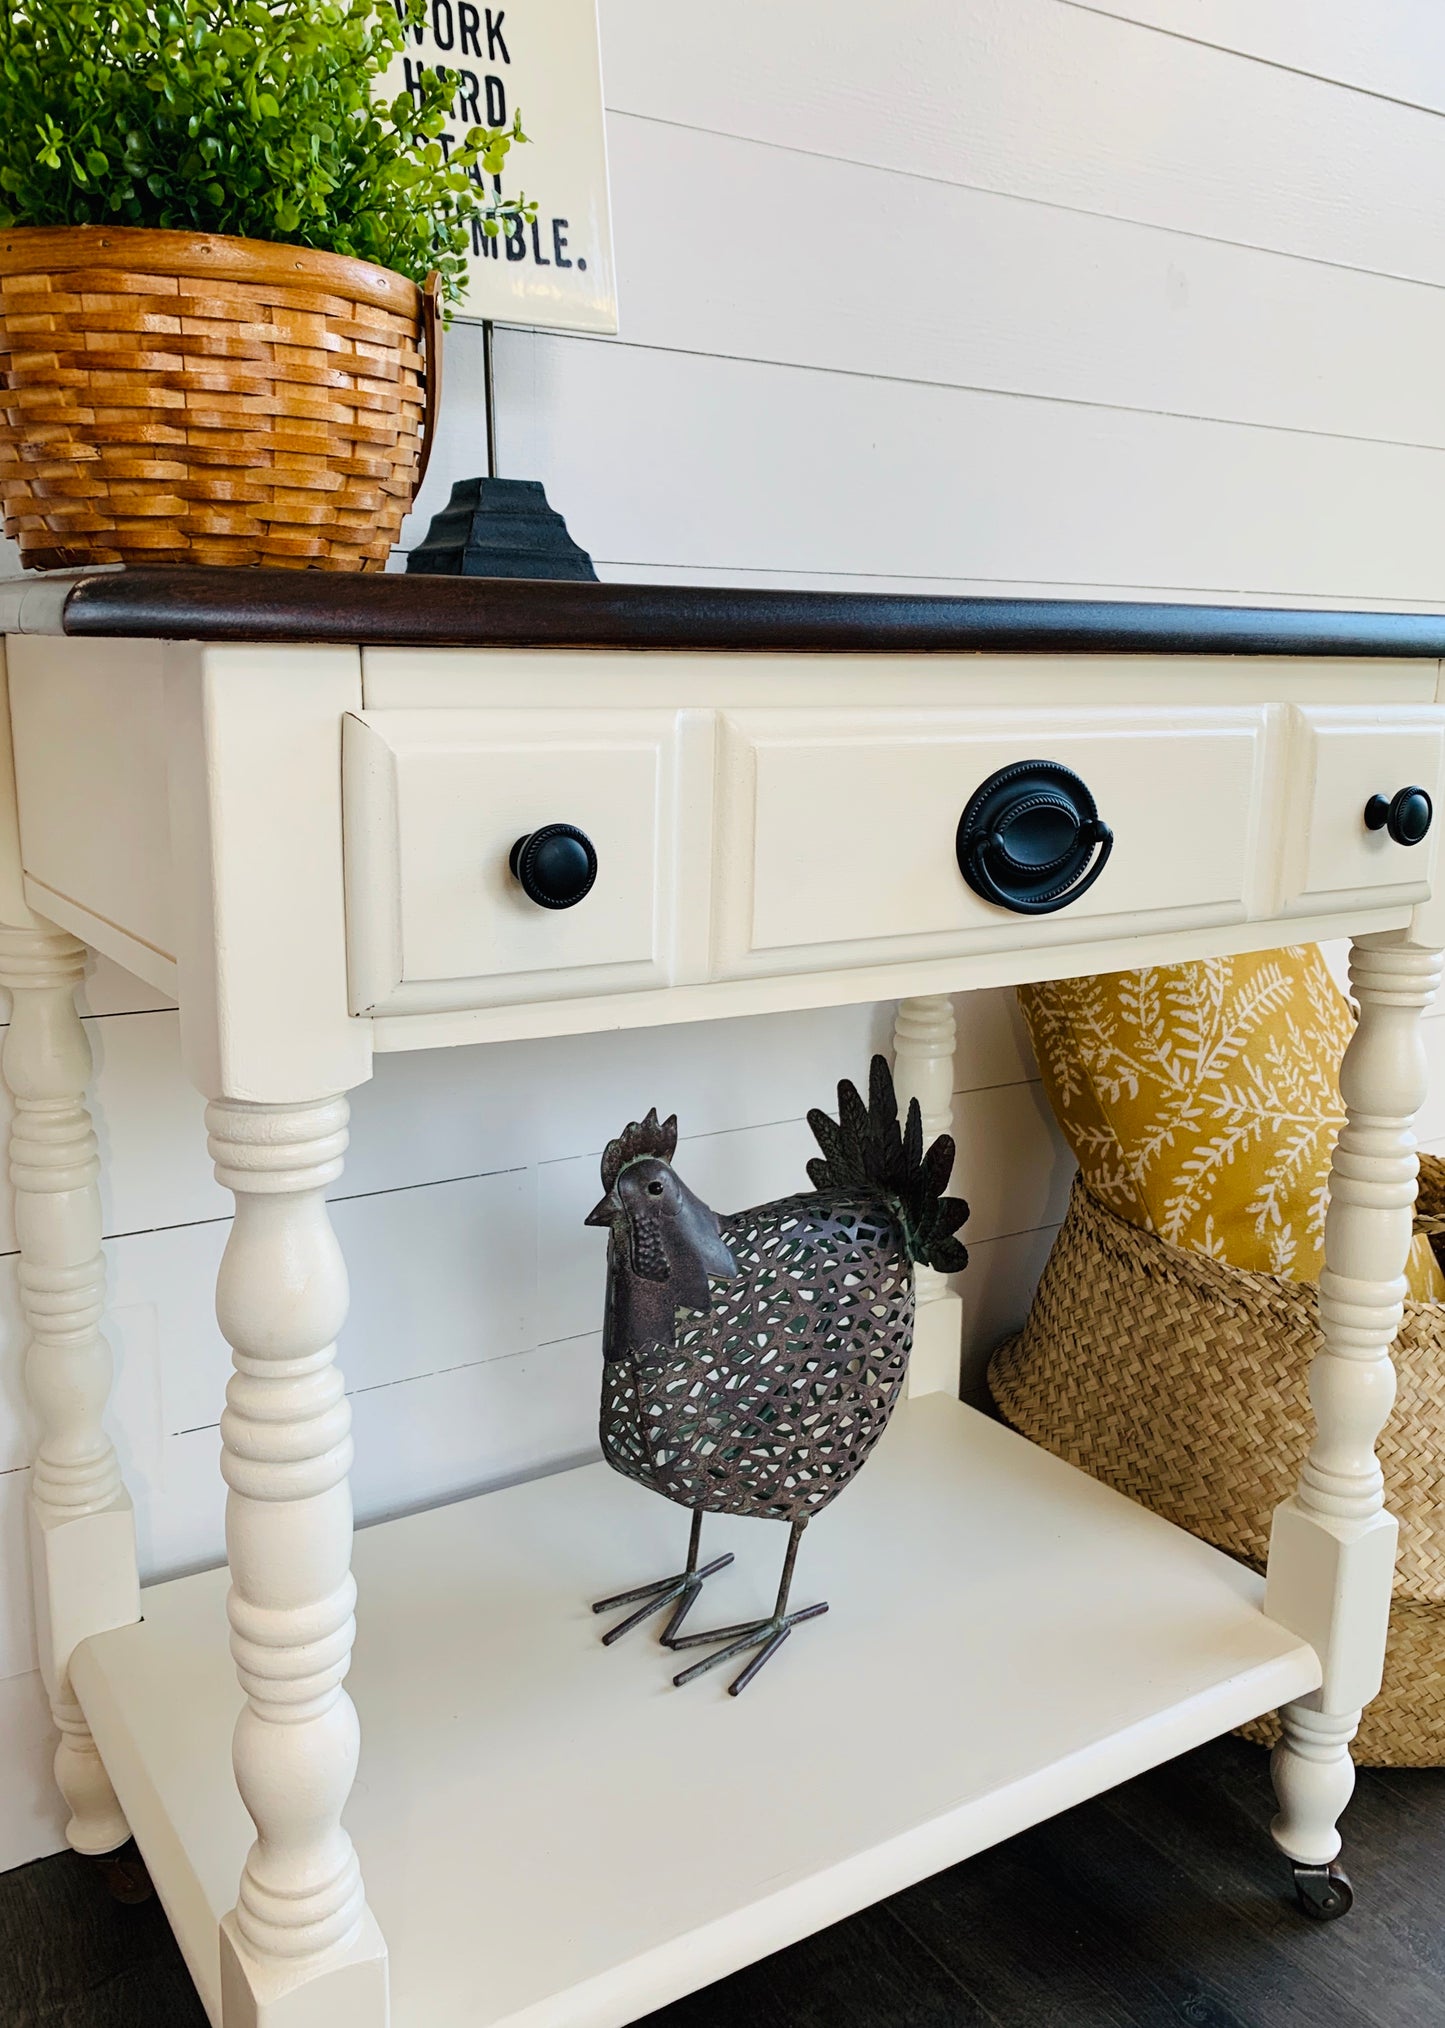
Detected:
left=599, top=1107, right=678, bottom=1192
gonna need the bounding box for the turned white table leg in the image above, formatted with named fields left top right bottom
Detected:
left=1264, top=933, right=1442, bottom=1891
left=893, top=995, right=963, bottom=1398
left=0, top=923, right=136, bottom=1856
left=208, top=1095, right=387, bottom=2028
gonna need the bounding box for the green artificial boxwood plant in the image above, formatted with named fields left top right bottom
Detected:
left=0, top=0, right=533, bottom=308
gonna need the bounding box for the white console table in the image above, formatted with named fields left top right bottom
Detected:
left=4, top=568, right=1443, bottom=2028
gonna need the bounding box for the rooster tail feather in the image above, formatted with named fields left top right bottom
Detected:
left=806, top=1054, right=970, bottom=1274
left=902, top=1094, right=923, bottom=1178
left=804, top=1105, right=848, bottom=1176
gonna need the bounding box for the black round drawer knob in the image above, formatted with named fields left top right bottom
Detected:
left=1364, top=786, right=1433, bottom=847
left=508, top=823, right=598, bottom=908
left=956, top=761, right=1114, bottom=916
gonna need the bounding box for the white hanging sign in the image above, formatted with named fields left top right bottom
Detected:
left=380, top=0, right=618, bottom=333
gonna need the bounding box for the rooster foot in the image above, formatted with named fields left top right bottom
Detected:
left=592, top=1551, right=735, bottom=1645
left=667, top=1512, right=825, bottom=1694
left=666, top=1600, right=830, bottom=1695
left=592, top=1509, right=734, bottom=1646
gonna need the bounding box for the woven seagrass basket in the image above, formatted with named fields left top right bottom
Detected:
left=0, top=225, right=440, bottom=571
left=989, top=1158, right=1445, bottom=1766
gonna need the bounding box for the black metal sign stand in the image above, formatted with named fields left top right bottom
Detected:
left=406, top=318, right=599, bottom=582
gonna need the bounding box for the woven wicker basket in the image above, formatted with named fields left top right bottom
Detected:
left=989, top=1160, right=1445, bottom=1766
left=0, top=225, right=439, bottom=571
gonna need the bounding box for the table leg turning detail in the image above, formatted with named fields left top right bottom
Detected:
left=1265, top=931, right=1443, bottom=1905
left=1, top=920, right=137, bottom=1857
left=207, top=1094, right=388, bottom=2028
left=893, top=994, right=964, bottom=1399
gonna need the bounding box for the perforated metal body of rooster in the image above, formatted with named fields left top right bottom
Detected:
left=585, top=1055, right=969, bottom=1693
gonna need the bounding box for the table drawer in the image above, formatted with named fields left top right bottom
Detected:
left=713, top=707, right=1273, bottom=975
left=343, top=708, right=701, bottom=1014
left=1281, top=706, right=1445, bottom=916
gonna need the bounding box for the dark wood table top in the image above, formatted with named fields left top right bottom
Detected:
left=12, top=566, right=1445, bottom=657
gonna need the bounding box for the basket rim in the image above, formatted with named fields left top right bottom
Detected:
left=1066, top=1166, right=1445, bottom=1318
left=0, top=223, right=419, bottom=317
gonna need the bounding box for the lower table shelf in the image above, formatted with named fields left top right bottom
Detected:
left=72, top=1395, right=1320, bottom=2028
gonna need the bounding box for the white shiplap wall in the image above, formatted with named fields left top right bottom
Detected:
left=6, top=0, right=1445, bottom=1866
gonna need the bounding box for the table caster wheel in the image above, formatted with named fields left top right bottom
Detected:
left=89, top=1839, right=154, bottom=1905
left=1292, top=1860, right=1353, bottom=1921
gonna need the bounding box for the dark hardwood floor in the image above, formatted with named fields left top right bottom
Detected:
left=5, top=1737, right=1442, bottom=2028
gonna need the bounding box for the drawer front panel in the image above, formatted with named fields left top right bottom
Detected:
left=344, top=708, right=700, bottom=1014
left=714, top=708, right=1272, bottom=974
left=1282, top=706, right=1445, bottom=915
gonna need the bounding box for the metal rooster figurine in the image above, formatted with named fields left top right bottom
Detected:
left=585, top=1055, right=969, bottom=1694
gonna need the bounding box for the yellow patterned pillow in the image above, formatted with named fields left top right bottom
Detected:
left=1019, top=946, right=1445, bottom=1299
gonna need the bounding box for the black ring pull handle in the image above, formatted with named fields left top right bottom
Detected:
left=956, top=761, right=1114, bottom=916
left=1364, top=786, right=1433, bottom=847
left=508, top=823, right=598, bottom=908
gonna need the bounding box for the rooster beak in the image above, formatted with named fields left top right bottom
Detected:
left=585, top=1189, right=622, bottom=1227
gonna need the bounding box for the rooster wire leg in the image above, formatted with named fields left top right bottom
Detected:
left=667, top=1514, right=829, bottom=1695
left=591, top=1508, right=735, bottom=1646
